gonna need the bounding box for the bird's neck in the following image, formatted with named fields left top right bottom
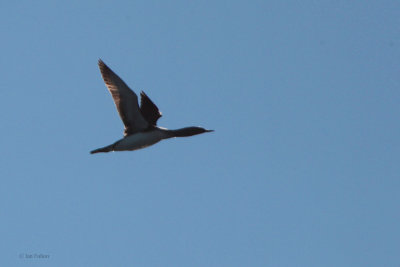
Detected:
left=168, top=127, right=205, bottom=137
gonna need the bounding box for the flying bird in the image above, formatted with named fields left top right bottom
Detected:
left=90, top=60, right=213, bottom=154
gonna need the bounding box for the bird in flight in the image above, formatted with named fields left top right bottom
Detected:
left=90, top=60, right=213, bottom=154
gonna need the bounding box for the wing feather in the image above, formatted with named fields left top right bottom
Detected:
left=140, top=91, right=162, bottom=126
left=98, top=59, right=149, bottom=135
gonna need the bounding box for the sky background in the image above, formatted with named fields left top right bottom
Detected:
left=1, top=1, right=399, bottom=266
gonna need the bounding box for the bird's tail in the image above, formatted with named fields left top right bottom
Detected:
left=90, top=144, right=113, bottom=154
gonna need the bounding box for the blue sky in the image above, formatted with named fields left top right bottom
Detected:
left=1, top=1, right=399, bottom=266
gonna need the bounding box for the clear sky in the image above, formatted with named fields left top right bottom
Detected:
left=1, top=1, right=399, bottom=266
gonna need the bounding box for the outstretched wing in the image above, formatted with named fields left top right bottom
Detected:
left=98, top=59, right=149, bottom=136
left=140, top=91, right=162, bottom=126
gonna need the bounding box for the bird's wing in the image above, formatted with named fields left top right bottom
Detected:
left=140, top=91, right=162, bottom=126
left=98, top=59, right=149, bottom=136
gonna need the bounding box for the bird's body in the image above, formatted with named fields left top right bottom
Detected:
left=114, top=128, right=168, bottom=151
left=91, top=60, right=212, bottom=154
left=91, top=127, right=170, bottom=153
